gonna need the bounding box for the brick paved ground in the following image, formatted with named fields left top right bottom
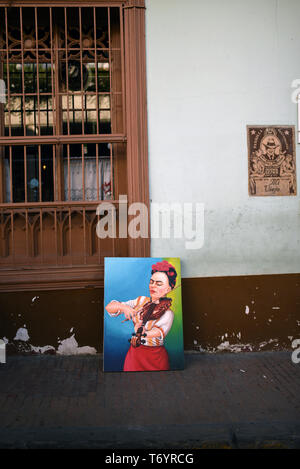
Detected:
left=0, top=351, right=299, bottom=448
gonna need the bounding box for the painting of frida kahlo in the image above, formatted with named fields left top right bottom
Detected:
left=103, top=257, right=184, bottom=372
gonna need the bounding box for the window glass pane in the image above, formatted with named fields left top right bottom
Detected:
left=26, top=145, right=54, bottom=202
left=4, top=145, right=54, bottom=203
left=63, top=143, right=111, bottom=201
left=8, top=146, right=25, bottom=203
left=41, top=147, right=54, bottom=202
left=1, top=5, right=124, bottom=207
left=3, top=63, right=53, bottom=136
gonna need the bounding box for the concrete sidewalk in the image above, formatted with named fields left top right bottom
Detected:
left=0, top=351, right=299, bottom=449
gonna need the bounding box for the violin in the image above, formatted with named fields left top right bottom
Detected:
left=129, top=328, right=147, bottom=348
left=128, top=296, right=172, bottom=348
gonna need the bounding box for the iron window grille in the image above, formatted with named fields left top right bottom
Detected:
left=0, top=4, right=127, bottom=269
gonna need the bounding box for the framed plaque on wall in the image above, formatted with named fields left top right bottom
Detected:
left=247, top=126, right=297, bottom=196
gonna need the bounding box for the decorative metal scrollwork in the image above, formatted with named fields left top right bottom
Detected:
left=1, top=20, right=109, bottom=63
left=3, top=26, right=52, bottom=63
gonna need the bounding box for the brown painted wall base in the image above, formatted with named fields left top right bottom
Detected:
left=182, top=273, right=300, bottom=352
left=0, top=273, right=299, bottom=354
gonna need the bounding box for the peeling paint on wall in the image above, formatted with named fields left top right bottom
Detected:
left=14, top=326, right=29, bottom=342
left=30, top=345, right=56, bottom=354
left=8, top=325, right=97, bottom=356
left=1, top=275, right=299, bottom=355
left=57, top=334, right=97, bottom=355
left=217, top=341, right=253, bottom=353
left=193, top=338, right=284, bottom=353
left=258, top=339, right=279, bottom=349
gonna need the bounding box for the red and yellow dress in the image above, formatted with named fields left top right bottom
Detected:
left=109, top=296, right=174, bottom=372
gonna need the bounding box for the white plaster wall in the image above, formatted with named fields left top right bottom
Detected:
left=145, top=0, right=300, bottom=278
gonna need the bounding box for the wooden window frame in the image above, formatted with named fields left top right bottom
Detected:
left=0, top=0, right=150, bottom=292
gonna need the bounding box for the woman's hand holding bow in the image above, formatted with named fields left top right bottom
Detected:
left=105, top=301, right=136, bottom=321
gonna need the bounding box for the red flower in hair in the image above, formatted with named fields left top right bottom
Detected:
left=152, top=260, right=175, bottom=272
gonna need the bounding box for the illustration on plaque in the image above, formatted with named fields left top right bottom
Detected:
left=247, top=126, right=297, bottom=196
left=103, top=257, right=184, bottom=372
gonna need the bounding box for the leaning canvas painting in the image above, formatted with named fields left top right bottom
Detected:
left=103, top=257, right=184, bottom=372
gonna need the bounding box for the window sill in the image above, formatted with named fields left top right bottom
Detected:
left=0, top=264, right=104, bottom=292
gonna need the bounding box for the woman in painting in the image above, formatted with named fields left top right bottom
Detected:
left=105, top=260, right=177, bottom=371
